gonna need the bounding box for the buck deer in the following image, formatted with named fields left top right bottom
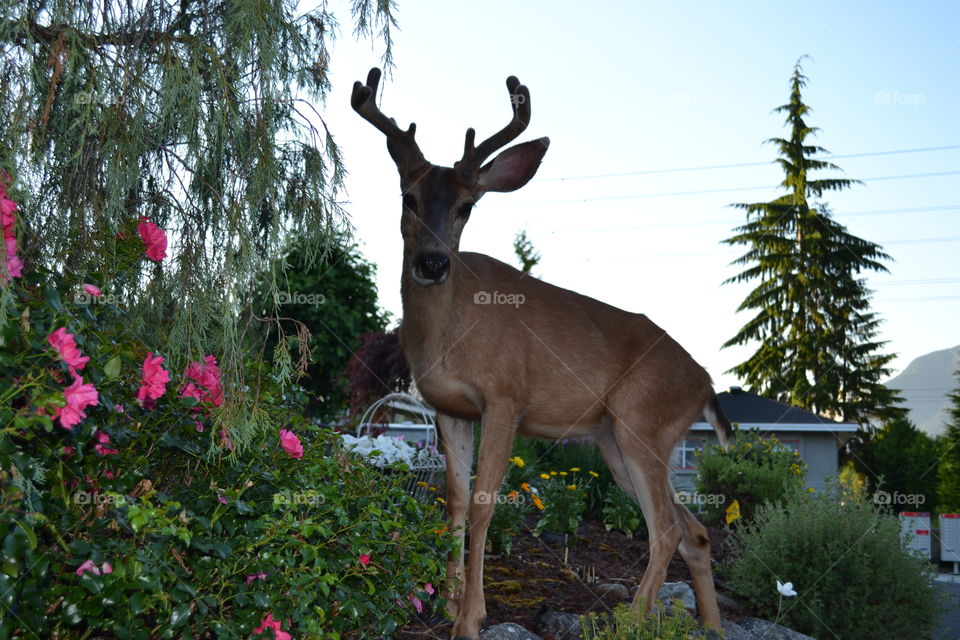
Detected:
left=352, top=68, right=732, bottom=637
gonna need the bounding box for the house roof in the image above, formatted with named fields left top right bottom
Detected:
left=692, top=387, right=858, bottom=433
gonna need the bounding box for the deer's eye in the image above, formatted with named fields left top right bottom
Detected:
left=458, top=202, right=474, bottom=218
left=402, top=194, right=417, bottom=210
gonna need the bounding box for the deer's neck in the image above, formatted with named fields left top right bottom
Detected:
left=399, top=254, right=459, bottom=372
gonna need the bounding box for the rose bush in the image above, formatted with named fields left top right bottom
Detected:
left=1, top=191, right=452, bottom=637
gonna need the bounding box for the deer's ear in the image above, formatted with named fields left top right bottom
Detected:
left=477, top=138, right=549, bottom=193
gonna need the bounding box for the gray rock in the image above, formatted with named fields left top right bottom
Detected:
left=739, top=617, right=817, bottom=640
left=480, top=623, right=544, bottom=640
left=595, top=582, right=630, bottom=600
left=533, top=607, right=583, bottom=640
left=720, top=620, right=756, bottom=640
left=715, top=590, right=747, bottom=610
left=655, top=581, right=698, bottom=614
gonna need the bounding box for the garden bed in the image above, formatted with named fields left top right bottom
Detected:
left=398, top=515, right=750, bottom=636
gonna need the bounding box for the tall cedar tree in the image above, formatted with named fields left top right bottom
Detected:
left=513, top=228, right=541, bottom=275
left=723, top=59, right=904, bottom=426
left=0, top=1, right=395, bottom=446
left=938, top=364, right=960, bottom=512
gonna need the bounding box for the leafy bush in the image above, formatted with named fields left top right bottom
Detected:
left=601, top=484, right=647, bottom=538
left=695, top=428, right=805, bottom=524
left=533, top=469, right=592, bottom=536
left=0, top=274, right=453, bottom=638
left=726, top=482, right=945, bottom=640
left=525, top=437, right=612, bottom=518
left=580, top=603, right=705, bottom=639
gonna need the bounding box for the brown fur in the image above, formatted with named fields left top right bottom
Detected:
left=352, top=68, right=728, bottom=637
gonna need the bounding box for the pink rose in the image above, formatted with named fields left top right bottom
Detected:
left=278, top=429, right=303, bottom=459
left=47, top=328, right=90, bottom=375
left=135, top=353, right=170, bottom=406
left=358, top=554, right=370, bottom=566
left=254, top=613, right=291, bottom=640
left=76, top=559, right=100, bottom=576
left=82, top=283, right=103, bottom=298
left=137, top=220, right=168, bottom=261
left=181, top=355, right=223, bottom=408
left=54, top=376, right=99, bottom=430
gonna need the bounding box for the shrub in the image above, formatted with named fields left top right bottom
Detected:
left=580, top=602, right=704, bottom=639
left=528, top=437, right=612, bottom=518
left=601, top=484, right=647, bottom=538
left=533, top=469, right=592, bottom=536
left=726, top=482, right=945, bottom=640
left=695, top=428, right=805, bottom=524
left=0, top=274, right=453, bottom=638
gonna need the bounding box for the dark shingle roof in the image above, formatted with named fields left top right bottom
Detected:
left=708, top=387, right=846, bottom=426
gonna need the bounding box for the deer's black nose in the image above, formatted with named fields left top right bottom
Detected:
left=415, top=252, right=450, bottom=282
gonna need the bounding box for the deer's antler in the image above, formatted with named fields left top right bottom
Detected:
left=455, top=76, right=532, bottom=179
left=351, top=68, right=426, bottom=170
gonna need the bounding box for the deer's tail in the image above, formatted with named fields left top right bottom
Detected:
left=704, top=391, right=733, bottom=449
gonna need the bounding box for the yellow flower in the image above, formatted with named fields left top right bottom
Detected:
left=567, top=485, right=577, bottom=491
left=539, top=473, right=550, bottom=480
left=570, top=467, right=581, bottom=472
left=416, top=481, right=428, bottom=487
left=532, top=495, right=545, bottom=511
left=436, top=496, right=446, bottom=504
left=559, top=471, right=568, bottom=476
left=508, top=490, right=519, bottom=500
left=808, top=487, right=815, bottom=493
left=509, top=456, right=525, bottom=468
left=550, top=471, right=558, bottom=476
left=520, top=482, right=531, bottom=492
left=725, top=499, right=741, bottom=525
left=429, top=486, right=437, bottom=492
left=588, top=471, right=599, bottom=478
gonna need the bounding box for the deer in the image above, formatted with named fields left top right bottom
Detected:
left=351, top=67, right=732, bottom=638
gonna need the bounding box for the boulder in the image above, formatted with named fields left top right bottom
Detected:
left=480, top=623, right=544, bottom=640
left=533, top=606, right=583, bottom=640
left=738, top=617, right=817, bottom=640
left=595, top=582, right=630, bottom=600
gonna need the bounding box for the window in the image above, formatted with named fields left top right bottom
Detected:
left=675, top=437, right=705, bottom=470
left=770, top=437, right=801, bottom=456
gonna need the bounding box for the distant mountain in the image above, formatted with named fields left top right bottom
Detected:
left=885, top=346, right=959, bottom=437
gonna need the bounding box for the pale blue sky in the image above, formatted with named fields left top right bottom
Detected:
left=318, top=1, right=959, bottom=392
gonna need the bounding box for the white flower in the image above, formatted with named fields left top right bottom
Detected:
left=339, top=433, right=443, bottom=468
left=776, top=580, right=797, bottom=597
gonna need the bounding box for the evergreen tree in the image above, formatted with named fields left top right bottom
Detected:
left=723, top=59, right=904, bottom=426
left=852, top=415, right=939, bottom=514
left=938, top=365, right=960, bottom=512
left=513, top=228, right=541, bottom=275
left=263, top=235, right=389, bottom=421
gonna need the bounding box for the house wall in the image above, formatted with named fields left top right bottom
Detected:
left=669, top=429, right=843, bottom=499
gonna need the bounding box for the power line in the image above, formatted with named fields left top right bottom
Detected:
left=545, top=204, right=960, bottom=234
left=493, top=169, right=960, bottom=207
left=535, top=144, right=960, bottom=183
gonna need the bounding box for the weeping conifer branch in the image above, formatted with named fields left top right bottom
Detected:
left=0, top=0, right=397, bottom=451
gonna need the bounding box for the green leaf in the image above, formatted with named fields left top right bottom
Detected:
left=169, top=603, right=191, bottom=627
left=104, top=354, right=122, bottom=380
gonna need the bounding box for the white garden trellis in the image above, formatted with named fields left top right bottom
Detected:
left=355, top=392, right=446, bottom=500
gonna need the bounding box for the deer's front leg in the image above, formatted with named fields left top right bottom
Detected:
left=452, top=404, right=517, bottom=639
left=437, top=414, right=473, bottom=620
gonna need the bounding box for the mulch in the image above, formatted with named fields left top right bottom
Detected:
left=397, top=515, right=752, bottom=638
